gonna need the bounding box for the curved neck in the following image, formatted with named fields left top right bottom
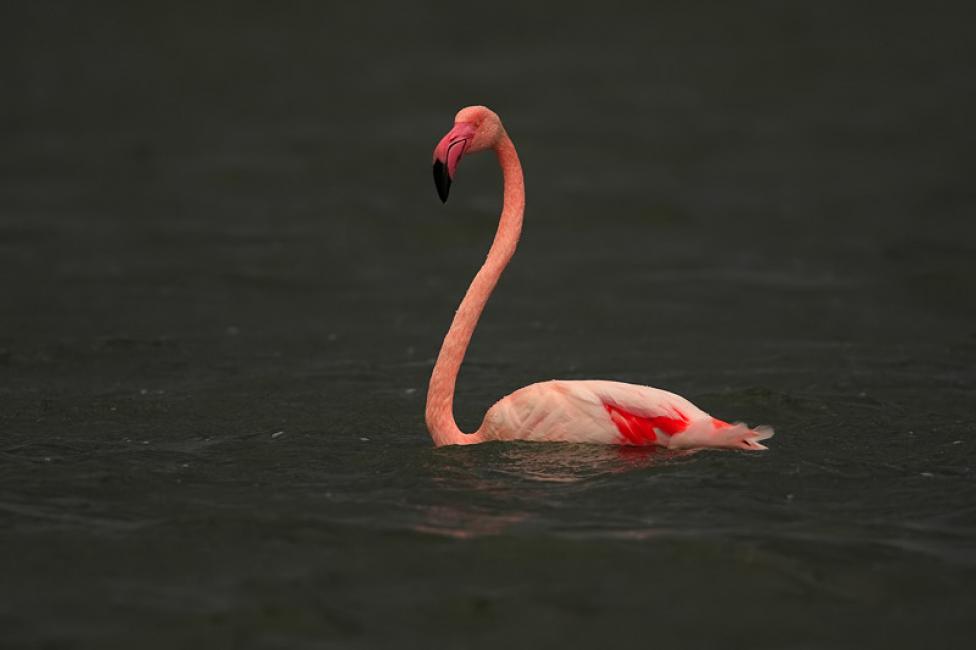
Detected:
left=426, top=133, right=525, bottom=446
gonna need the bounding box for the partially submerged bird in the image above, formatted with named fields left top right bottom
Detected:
left=425, top=105, right=774, bottom=451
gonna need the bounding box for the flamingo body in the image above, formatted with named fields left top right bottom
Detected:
left=479, top=380, right=772, bottom=450
left=425, top=106, right=774, bottom=451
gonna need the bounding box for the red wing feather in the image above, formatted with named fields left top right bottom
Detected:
left=604, top=403, right=688, bottom=446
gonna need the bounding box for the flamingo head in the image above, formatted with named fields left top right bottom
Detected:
left=432, top=106, right=504, bottom=203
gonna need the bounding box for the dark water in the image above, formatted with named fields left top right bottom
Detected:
left=2, top=2, right=975, bottom=647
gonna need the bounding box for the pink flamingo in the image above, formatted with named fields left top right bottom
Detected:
left=426, top=105, right=774, bottom=451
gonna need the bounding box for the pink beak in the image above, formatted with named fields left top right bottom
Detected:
left=432, top=122, right=477, bottom=203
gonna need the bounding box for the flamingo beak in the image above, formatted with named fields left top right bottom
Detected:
left=432, top=122, right=477, bottom=203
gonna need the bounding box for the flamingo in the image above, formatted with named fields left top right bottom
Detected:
left=426, top=105, right=774, bottom=451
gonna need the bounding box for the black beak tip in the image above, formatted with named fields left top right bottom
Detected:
left=433, top=160, right=451, bottom=203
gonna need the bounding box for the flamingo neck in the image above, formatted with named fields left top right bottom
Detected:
left=425, top=133, right=525, bottom=446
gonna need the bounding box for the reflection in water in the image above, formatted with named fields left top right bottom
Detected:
left=415, top=443, right=695, bottom=538
left=412, top=505, right=528, bottom=539
left=493, top=443, right=693, bottom=483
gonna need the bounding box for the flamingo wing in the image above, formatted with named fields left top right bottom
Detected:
left=559, top=380, right=707, bottom=446
left=575, top=380, right=774, bottom=449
